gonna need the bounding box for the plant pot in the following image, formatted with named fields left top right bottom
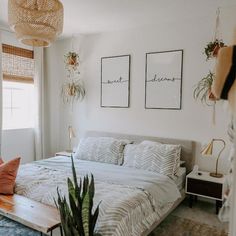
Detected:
left=67, top=56, right=78, bottom=66
left=205, top=40, right=226, bottom=60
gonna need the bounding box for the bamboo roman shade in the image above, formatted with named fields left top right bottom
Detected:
left=2, top=44, right=34, bottom=83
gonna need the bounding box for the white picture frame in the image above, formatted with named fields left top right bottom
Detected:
left=145, top=50, right=183, bottom=109
left=101, top=55, right=130, bottom=108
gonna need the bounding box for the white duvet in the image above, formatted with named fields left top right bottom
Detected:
left=15, top=156, right=181, bottom=236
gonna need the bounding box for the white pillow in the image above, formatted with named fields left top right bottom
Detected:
left=141, top=140, right=162, bottom=146
left=74, top=137, right=129, bottom=165
left=123, top=143, right=181, bottom=177
left=140, top=140, right=181, bottom=175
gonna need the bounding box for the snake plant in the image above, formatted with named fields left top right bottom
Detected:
left=55, top=157, right=101, bottom=236
left=193, top=71, right=215, bottom=105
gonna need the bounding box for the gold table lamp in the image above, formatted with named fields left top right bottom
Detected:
left=67, top=125, right=76, bottom=152
left=201, top=139, right=226, bottom=178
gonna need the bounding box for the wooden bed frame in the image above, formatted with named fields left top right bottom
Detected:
left=84, top=130, right=197, bottom=235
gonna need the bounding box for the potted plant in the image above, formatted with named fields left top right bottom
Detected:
left=65, top=52, right=79, bottom=69
left=193, top=71, right=215, bottom=105
left=61, top=79, right=85, bottom=104
left=55, top=157, right=101, bottom=236
left=204, top=39, right=225, bottom=60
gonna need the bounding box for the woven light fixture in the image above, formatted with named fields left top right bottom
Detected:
left=8, top=0, right=64, bottom=47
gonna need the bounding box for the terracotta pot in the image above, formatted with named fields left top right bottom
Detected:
left=208, top=90, right=217, bottom=101
left=67, top=56, right=77, bottom=66
left=212, top=45, right=221, bottom=57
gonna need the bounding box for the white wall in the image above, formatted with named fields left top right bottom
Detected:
left=1, top=129, right=35, bottom=163
left=1, top=30, right=35, bottom=163
left=45, top=6, right=236, bottom=174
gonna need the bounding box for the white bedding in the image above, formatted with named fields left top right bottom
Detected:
left=173, top=167, right=186, bottom=190
left=15, top=156, right=181, bottom=236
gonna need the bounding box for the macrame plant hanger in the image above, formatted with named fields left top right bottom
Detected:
left=212, top=8, right=222, bottom=125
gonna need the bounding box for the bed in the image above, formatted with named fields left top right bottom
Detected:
left=15, top=131, right=196, bottom=236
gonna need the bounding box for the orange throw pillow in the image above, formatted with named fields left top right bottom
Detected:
left=0, top=157, right=21, bottom=194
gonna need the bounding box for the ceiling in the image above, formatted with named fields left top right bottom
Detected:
left=0, top=0, right=235, bottom=37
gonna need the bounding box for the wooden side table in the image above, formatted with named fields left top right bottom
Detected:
left=0, top=194, right=62, bottom=235
left=185, top=170, right=226, bottom=214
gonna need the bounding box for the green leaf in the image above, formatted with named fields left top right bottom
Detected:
left=91, top=204, right=100, bottom=234
left=82, top=190, right=90, bottom=236
left=68, top=178, right=76, bottom=201
left=69, top=192, right=84, bottom=235
left=82, top=176, right=89, bottom=200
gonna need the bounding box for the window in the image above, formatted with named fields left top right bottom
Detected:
left=2, top=44, right=35, bottom=130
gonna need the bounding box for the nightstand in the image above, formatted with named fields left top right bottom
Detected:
left=185, top=170, right=226, bottom=214
left=55, top=151, right=73, bottom=157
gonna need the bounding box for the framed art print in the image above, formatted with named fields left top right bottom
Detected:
left=101, top=55, right=130, bottom=108
left=145, top=50, right=183, bottom=109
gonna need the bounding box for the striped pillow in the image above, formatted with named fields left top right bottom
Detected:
left=140, top=140, right=181, bottom=175
left=123, top=143, right=181, bottom=177
left=74, top=137, right=129, bottom=165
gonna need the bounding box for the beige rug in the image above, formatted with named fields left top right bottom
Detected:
left=150, top=215, right=228, bottom=236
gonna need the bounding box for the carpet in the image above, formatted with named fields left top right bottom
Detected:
left=0, top=215, right=41, bottom=236
left=150, top=215, right=228, bottom=236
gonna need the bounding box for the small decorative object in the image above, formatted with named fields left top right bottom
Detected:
left=8, top=0, right=63, bottom=47
left=201, top=138, right=226, bottom=178
left=101, top=55, right=130, bottom=108
left=193, top=71, right=215, bottom=104
left=66, top=125, right=76, bottom=152
left=204, top=40, right=225, bottom=60
left=145, top=50, right=183, bottom=109
left=55, top=157, right=101, bottom=236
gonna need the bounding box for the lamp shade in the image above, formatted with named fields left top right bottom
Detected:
left=8, top=0, right=64, bottom=47
left=201, top=140, right=213, bottom=155
left=201, top=138, right=225, bottom=178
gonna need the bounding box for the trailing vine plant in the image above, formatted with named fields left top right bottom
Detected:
left=193, top=71, right=215, bottom=105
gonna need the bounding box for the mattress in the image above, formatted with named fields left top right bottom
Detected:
left=15, top=156, right=182, bottom=236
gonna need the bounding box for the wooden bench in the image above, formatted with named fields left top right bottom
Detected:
left=0, top=194, right=62, bottom=236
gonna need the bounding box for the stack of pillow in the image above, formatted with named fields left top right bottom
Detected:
left=74, top=137, right=181, bottom=179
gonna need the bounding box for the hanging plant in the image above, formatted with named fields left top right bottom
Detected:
left=61, top=79, right=85, bottom=104
left=193, top=71, right=215, bottom=105
left=65, top=52, right=80, bottom=70
left=62, top=49, right=85, bottom=105
left=204, top=39, right=226, bottom=60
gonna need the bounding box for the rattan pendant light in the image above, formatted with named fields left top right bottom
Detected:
left=8, top=0, right=64, bottom=47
